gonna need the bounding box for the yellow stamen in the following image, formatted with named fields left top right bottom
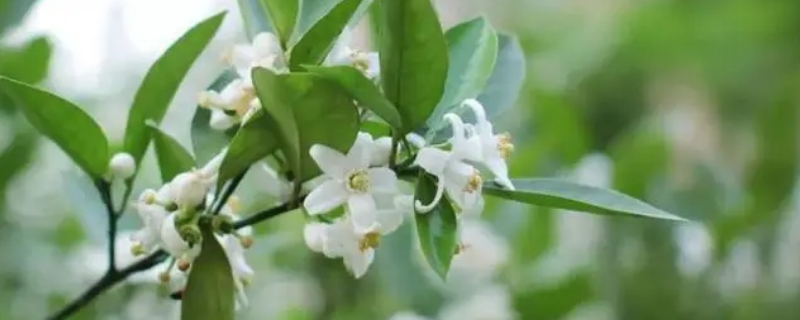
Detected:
left=358, top=232, right=381, bottom=252
left=220, top=47, right=234, bottom=65
left=464, top=169, right=482, bottom=193
left=130, top=242, right=146, bottom=257
left=346, top=169, right=370, bottom=193
left=496, top=132, right=514, bottom=159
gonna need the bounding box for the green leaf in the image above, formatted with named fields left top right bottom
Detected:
left=475, top=34, right=525, bottom=119
left=289, top=0, right=363, bottom=70
left=181, top=222, right=235, bottom=320
left=238, top=0, right=274, bottom=38
left=377, top=0, right=448, bottom=133
left=147, top=121, right=196, bottom=183
left=0, top=77, right=109, bottom=178
left=0, top=36, right=52, bottom=84
left=191, top=70, right=240, bottom=164
left=483, top=178, right=686, bottom=221
left=260, top=0, right=298, bottom=46
left=426, top=17, right=498, bottom=125
left=303, top=65, right=402, bottom=129
left=123, top=12, right=226, bottom=168
left=414, top=173, right=458, bottom=279
left=217, top=111, right=279, bottom=190
left=252, top=67, right=359, bottom=181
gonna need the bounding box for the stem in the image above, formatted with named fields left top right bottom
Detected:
left=95, top=180, right=118, bottom=272
left=389, top=132, right=400, bottom=168
left=47, top=199, right=299, bottom=320
left=212, top=169, right=247, bottom=215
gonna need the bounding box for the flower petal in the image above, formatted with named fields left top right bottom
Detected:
left=370, top=136, right=393, bottom=166
left=303, top=222, right=328, bottom=253
left=343, top=249, right=374, bottom=278
left=367, top=167, right=397, bottom=194
left=414, top=147, right=450, bottom=177
left=210, top=109, right=238, bottom=131
left=160, top=214, right=191, bottom=257
left=303, top=180, right=348, bottom=215
left=348, top=193, right=378, bottom=232
left=345, top=133, right=372, bottom=170
left=252, top=32, right=281, bottom=57
left=309, top=144, right=348, bottom=177
left=484, top=156, right=514, bottom=191
left=377, top=207, right=403, bottom=235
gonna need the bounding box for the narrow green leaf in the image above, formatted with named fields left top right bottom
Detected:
left=217, top=111, right=279, bottom=191
left=123, top=12, right=226, bottom=167
left=289, top=0, right=363, bottom=70
left=260, top=0, right=299, bottom=46
left=0, top=36, right=52, bottom=84
left=414, top=173, right=458, bottom=279
left=147, top=121, right=196, bottom=183
left=181, top=222, right=235, bottom=320
left=191, top=70, right=240, bottom=164
left=303, top=65, right=402, bottom=129
left=475, top=34, right=525, bottom=119
left=378, top=0, right=448, bottom=133
left=483, top=178, right=686, bottom=221
left=238, top=0, right=274, bottom=38
left=252, top=67, right=359, bottom=181
left=427, top=17, right=498, bottom=124
left=0, top=77, right=109, bottom=178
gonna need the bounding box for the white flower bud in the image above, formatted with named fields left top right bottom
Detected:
left=109, top=152, right=136, bottom=179
left=169, top=172, right=211, bottom=209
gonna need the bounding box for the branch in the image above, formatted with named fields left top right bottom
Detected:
left=94, top=180, right=118, bottom=272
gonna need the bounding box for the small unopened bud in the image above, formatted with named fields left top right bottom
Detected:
left=169, top=171, right=211, bottom=209
left=109, top=152, right=136, bottom=180
left=159, top=272, right=171, bottom=283
left=239, top=236, right=253, bottom=249
left=179, top=224, right=202, bottom=247
left=177, top=259, right=191, bottom=272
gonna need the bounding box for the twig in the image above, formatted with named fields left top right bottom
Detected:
left=94, top=180, right=118, bottom=272
left=212, top=169, right=248, bottom=215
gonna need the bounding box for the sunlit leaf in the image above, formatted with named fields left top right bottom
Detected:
left=377, top=0, right=448, bottom=133
left=147, top=121, right=196, bottom=183
left=483, top=178, right=686, bottom=221
left=181, top=222, right=235, bottom=320
left=123, top=12, right=226, bottom=168
left=0, top=77, right=109, bottom=178
left=289, top=0, right=363, bottom=70
left=414, top=173, right=458, bottom=279
left=303, top=65, right=402, bottom=129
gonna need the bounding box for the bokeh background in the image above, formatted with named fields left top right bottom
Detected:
left=1, top=0, right=799, bottom=319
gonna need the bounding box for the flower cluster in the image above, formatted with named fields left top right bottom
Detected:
left=301, top=99, right=515, bottom=278
left=121, top=150, right=255, bottom=307
left=198, top=29, right=380, bottom=131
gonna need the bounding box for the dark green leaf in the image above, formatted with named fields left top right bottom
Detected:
left=0, top=77, right=109, bottom=178
left=238, top=0, right=274, bottom=38
left=475, top=34, right=525, bottom=120
left=483, top=178, right=686, bottom=221
left=181, top=223, right=235, bottom=320
left=303, top=65, right=402, bottom=129
left=191, top=70, right=240, bottom=164
left=260, top=0, right=298, bottom=46
left=147, top=121, right=196, bottom=183
left=123, top=12, right=226, bottom=167
left=217, top=111, right=279, bottom=190
left=252, top=67, right=359, bottom=181
left=289, top=0, right=363, bottom=70
left=427, top=17, right=498, bottom=125
left=414, top=173, right=458, bottom=279
left=377, top=0, right=448, bottom=133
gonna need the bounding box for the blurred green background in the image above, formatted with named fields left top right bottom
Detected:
left=1, top=0, right=798, bottom=319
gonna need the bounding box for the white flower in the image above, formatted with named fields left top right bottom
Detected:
left=414, top=113, right=484, bottom=213
left=223, top=32, right=285, bottom=81
left=160, top=214, right=201, bottom=264
left=356, top=132, right=394, bottom=167
left=167, top=150, right=226, bottom=209
left=462, top=99, right=514, bottom=190
left=198, top=79, right=256, bottom=131
left=130, top=201, right=169, bottom=256
left=448, top=219, right=509, bottom=286
left=325, top=28, right=380, bottom=79
left=109, top=152, right=136, bottom=179
left=302, top=136, right=398, bottom=232
left=304, top=195, right=406, bottom=278
left=405, top=132, right=427, bottom=149
left=217, top=230, right=254, bottom=308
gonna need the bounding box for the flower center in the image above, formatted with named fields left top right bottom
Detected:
left=496, top=132, right=514, bottom=159
left=346, top=169, right=370, bottom=193
left=358, top=232, right=381, bottom=252
left=464, top=168, right=482, bottom=193
left=350, top=51, right=370, bottom=74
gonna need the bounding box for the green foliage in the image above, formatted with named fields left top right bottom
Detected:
left=260, top=0, right=298, bottom=46
left=289, top=0, right=363, bottom=70
left=376, top=0, right=448, bottom=133
left=238, top=0, right=274, bottom=38
left=216, top=111, right=279, bottom=191
left=0, top=37, right=52, bottom=84
left=0, top=77, right=109, bottom=179
left=484, top=178, right=686, bottom=221
left=251, top=67, right=359, bottom=181
left=123, top=11, right=226, bottom=168
left=182, top=223, right=235, bottom=320
left=414, top=174, right=458, bottom=279
left=147, top=121, right=196, bottom=183
left=427, top=17, right=498, bottom=126
left=303, top=65, right=402, bottom=129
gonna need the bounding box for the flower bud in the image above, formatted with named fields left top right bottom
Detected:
left=179, top=224, right=203, bottom=247
left=109, top=152, right=136, bottom=180
left=177, top=259, right=192, bottom=272
left=169, top=171, right=210, bottom=209
left=239, top=236, right=253, bottom=249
